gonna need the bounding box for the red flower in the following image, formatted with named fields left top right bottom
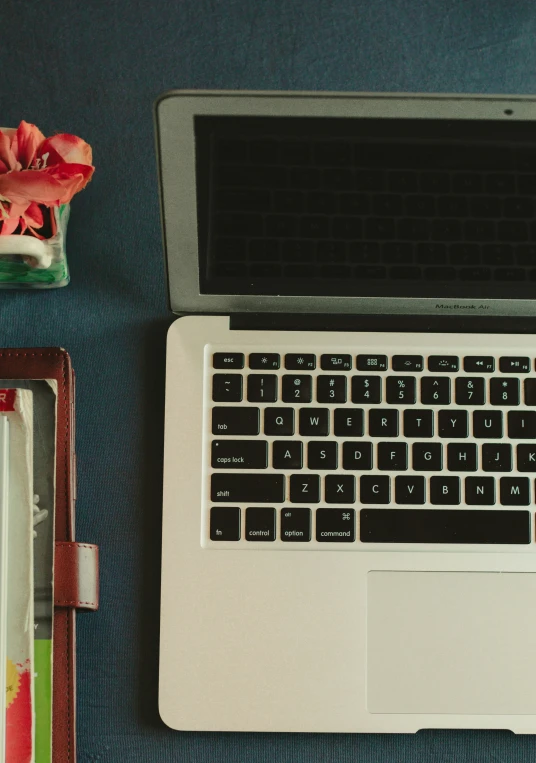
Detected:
left=0, top=121, right=94, bottom=238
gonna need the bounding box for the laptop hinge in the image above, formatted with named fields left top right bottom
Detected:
left=230, top=312, right=536, bottom=334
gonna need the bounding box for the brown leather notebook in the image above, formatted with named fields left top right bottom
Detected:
left=0, top=348, right=99, bottom=763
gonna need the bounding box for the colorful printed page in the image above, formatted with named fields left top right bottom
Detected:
left=0, top=379, right=57, bottom=763
left=2, top=389, right=34, bottom=763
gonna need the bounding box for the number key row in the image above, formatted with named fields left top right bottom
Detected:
left=213, top=374, right=536, bottom=405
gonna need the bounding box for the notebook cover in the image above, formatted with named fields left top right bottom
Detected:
left=0, top=350, right=76, bottom=763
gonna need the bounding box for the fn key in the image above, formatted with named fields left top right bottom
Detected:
left=210, top=507, right=241, bottom=541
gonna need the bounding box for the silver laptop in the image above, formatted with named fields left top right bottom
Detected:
left=156, top=90, right=536, bottom=733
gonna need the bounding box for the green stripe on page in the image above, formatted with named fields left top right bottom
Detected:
left=34, top=639, right=52, bottom=763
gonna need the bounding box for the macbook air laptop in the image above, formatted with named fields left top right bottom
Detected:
left=156, top=90, right=536, bottom=733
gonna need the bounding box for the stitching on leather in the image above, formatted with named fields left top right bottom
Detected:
left=55, top=600, right=97, bottom=607
left=56, top=542, right=97, bottom=550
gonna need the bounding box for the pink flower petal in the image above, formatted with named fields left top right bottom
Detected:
left=0, top=170, right=65, bottom=206
left=38, top=133, right=93, bottom=166
left=11, top=121, right=46, bottom=169
left=24, top=201, right=44, bottom=229
left=0, top=132, right=21, bottom=173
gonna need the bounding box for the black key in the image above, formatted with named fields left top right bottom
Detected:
left=360, top=475, right=390, bottom=504
left=430, top=476, right=461, bottom=505
left=500, top=477, right=531, bottom=506
left=525, top=379, right=536, bottom=406
left=249, top=353, right=280, bottom=370
left=482, top=443, right=512, bottom=472
left=299, top=408, right=330, bottom=436
left=405, top=194, right=434, bottom=214
left=334, top=408, right=364, bottom=437
left=273, top=441, right=303, bottom=469
left=456, top=377, right=485, bottom=405
left=316, top=509, right=356, bottom=543
left=360, top=508, right=529, bottom=544
left=404, top=409, right=434, bottom=438
left=392, top=355, right=424, bottom=371
left=301, top=216, right=330, bottom=237
left=490, top=377, right=520, bottom=406
left=428, top=355, right=459, bottom=372
left=212, top=407, right=260, bottom=435
left=498, top=220, right=527, bottom=241
left=464, top=355, right=495, bottom=372
left=412, top=442, right=442, bottom=471
left=474, top=411, right=503, bottom=439
left=211, top=440, right=268, bottom=469
left=266, top=215, right=297, bottom=237
left=383, top=242, right=413, bottom=264
left=348, top=242, right=380, bottom=262
left=245, top=507, right=276, bottom=542
left=325, top=475, right=356, bottom=504
left=211, top=474, right=285, bottom=503
left=397, top=218, right=430, bottom=240
left=308, top=441, right=337, bottom=470
left=508, top=411, right=536, bottom=439
left=282, top=375, right=313, bottom=403
left=247, top=374, right=278, bottom=403
left=483, top=244, right=514, bottom=266
left=212, top=374, right=243, bottom=402
left=308, top=192, right=336, bottom=214
left=417, top=243, right=447, bottom=264
left=342, top=442, right=373, bottom=470
left=447, top=443, right=477, bottom=472
left=438, top=410, right=468, bottom=438
left=351, top=376, right=382, bottom=404
left=518, top=444, right=536, bottom=472
left=320, top=354, right=352, bottom=371
left=356, top=354, right=388, bottom=371
left=369, top=409, right=399, bottom=437
left=210, top=507, right=241, bottom=541
left=264, top=407, right=294, bottom=436
left=285, top=353, right=316, bottom=370
left=395, top=475, right=426, bottom=504
left=421, top=377, right=450, bottom=405
left=216, top=213, right=264, bottom=236
left=332, top=216, right=362, bottom=238
left=465, top=477, right=495, bottom=505
left=366, top=218, right=395, bottom=239
left=290, top=474, right=320, bottom=503
left=499, top=356, right=530, bottom=373
left=274, top=190, right=304, bottom=213
left=386, top=376, right=416, bottom=404
left=378, top=442, right=408, bottom=470
left=339, top=193, right=370, bottom=215
left=213, top=352, right=244, bottom=369
left=317, top=376, right=347, bottom=403
left=281, top=508, right=312, bottom=542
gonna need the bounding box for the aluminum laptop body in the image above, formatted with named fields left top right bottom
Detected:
left=156, top=90, right=536, bottom=733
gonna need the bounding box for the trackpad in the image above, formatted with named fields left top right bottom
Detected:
left=367, top=571, right=536, bottom=715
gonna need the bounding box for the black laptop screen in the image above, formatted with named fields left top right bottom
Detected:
left=194, top=115, right=536, bottom=300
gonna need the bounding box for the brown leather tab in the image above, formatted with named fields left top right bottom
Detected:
left=54, top=542, right=99, bottom=611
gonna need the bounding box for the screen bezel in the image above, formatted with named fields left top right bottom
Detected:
left=155, top=89, right=536, bottom=316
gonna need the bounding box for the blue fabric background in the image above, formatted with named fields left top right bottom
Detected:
left=3, top=0, right=536, bottom=759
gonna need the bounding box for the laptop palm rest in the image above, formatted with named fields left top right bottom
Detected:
left=367, top=570, right=536, bottom=715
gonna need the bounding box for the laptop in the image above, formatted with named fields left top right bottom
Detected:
left=156, top=90, right=536, bottom=733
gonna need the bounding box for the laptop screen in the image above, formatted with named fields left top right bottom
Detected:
left=194, top=115, right=536, bottom=301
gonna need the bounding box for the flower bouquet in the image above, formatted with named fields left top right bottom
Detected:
left=0, top=122, right=94, bottom=287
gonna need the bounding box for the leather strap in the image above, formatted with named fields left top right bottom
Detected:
left=54, top=541, right=99, bottom=611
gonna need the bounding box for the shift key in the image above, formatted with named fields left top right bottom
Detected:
left=211, top=474, right=285, bottom=503
left=212, top=406, right=260, bottom=435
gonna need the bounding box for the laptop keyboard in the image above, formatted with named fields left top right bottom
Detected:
left=211, top=138, right=536, bottom=282
left=205, top=347, right=536, bottom=547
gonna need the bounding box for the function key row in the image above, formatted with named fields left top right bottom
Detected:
left=213, top=374, right=536, bottom=406
left=213, top=353, right=534, bottom=373
left=212, top=406, right=536, bottom=439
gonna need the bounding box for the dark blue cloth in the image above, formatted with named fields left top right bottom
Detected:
left=2, top=0, right=536, bottom=759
